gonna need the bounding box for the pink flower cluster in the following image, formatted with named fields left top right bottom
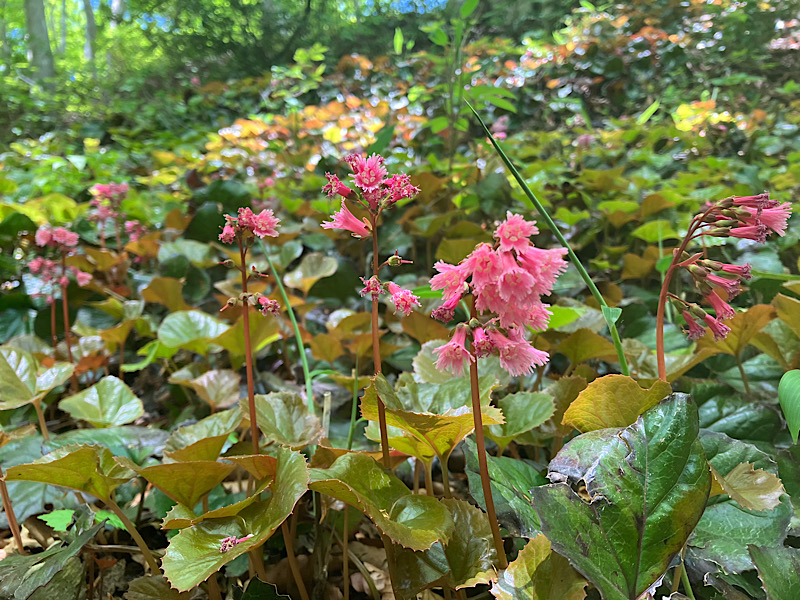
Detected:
left=674, top=192, right=792, bottom=341
left=35, top=226, right=79, bottom=250
left=29, top=257, right=92, bottom=289
left=91, top=183, right=129, bottom=202
left=431, top=212, right=567, bottom=377
left=219, top=207, right=281, bottom=243
left=358, top=276, right=421, bottom=317
left=124, top=220, right=148, bottom=243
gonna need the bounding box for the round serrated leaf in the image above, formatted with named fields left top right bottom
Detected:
left=158, top=310, right=229, bottom=353
left=282, top=252, right=337, bottom=293
left=58, top=376, right=144, bottom=427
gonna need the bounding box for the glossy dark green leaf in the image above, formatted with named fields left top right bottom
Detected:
left=531, top=394, right=710, bottom=600
left=748, top=545, right=800, bottom=600
left=309, top=453, right=453, bottom=550
left=161, top=447, right=308, bottom=591
left=777, top=445, right=800, bottom=511
left=241, top=579, right=291, bottom=600
left=124, top=574, right=195, bottom=600
left=58, top=375, right=144, bottom=428
left=688, top=431, right=791, bottom=574
left=699, top=392, right=783, bottom=447
left=486, top=391, right=555, bottom=452
left=464, top=437, right=546, bottom=538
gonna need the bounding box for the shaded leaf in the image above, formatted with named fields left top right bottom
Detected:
left=141, top=277, right=191, bottom=312
left=748, top=545, right=800, bottom=600
left=486, top=392, right=555, bottom=453
left=58, top=376, right=143, bottom=428
left=309, top=453, right=453, bottom=550
left=555, top=329, right=618, bottom=367
left=125, top=574, right=195, bottom=600
left=164, top=408, right=242, bottom=462
left=121, top=459, right=235, bottom=508
left=562, top=375, right=672, bottom=433
left=698, top=305, right=775, bottom=357
left=531, top=394, right=710, bottom=600
left=491, top=535, right=587, bottom=600
left=44, top=426, right=168, bottom=464
left=778, top=370, right=800, bottom=443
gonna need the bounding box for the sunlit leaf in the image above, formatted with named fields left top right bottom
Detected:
left=120, top=458, right=235, bottom=508
left=58, top=375, right=144, bottom=428
left=0, top=346, right=74, bottom=409
left=710, top=462, right=784, bottom=512
left=244, top=392, right=323, bottom=450
left=697, top=304, right=775, bottom=357
left=164, top=408, right=242, bottom=461
left=283, top=252, right=337, bottom=293
left=778, top=370, right=800, bottom=443
left=141, top=277, right=191, bottom=312
left=158, top=310, right=229, bottom=353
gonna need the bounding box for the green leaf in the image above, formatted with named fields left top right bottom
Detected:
left=0, top=520, right=102, bottom=600
left=125, top=574, right=195, bottom=600
left=709, top=462, right=784, bottom=512
left=95, top=509, right=125, bottom=529
left=389, top=498, right=497, bottom=598
left=244, top=392, right=323, bottom=450
left=486, top=392, right=555, bottom=453
left=531, top=393, right=710, bottom=600
left=601, top=305, right=622, bottom=326
left=164, top=408, right=242, bottom=461
left=636, top=99, right=661, bottom=125
left=0, top=346, right=74, bottom=409
left=777, top=445, right=800, bottom=511
left=778, top=370, right=800, bottom=443
left=748, top=545, right=800, bottom=600
left=44, top=426, right=168, bottom=464
left=158, top=239, right=217, bottom=269
left=464, top=437, right=547, bottom=538
left=38, top=509, right=75, bottom=532
left=460, top=0, right=479, bottom=18
left=688, top=431, right=791, bottom=574
left=309, top=453, right=453, bottom=550
left=158, top=310, right=229, bottom=353
left=368, top=124, right=396, bottom=156
left=393, top=28, right=404, bottom=55
left=491, top=535, right=587, bottom=600
left=121, top=458, right=235, bottom=508
left=161, top=447, right=308, bottom=592
left=6, top=445, right=136, bottom=502
left=58, top=376, right=144, bottom=428
left=241, top=579, right=291, bottom=600
left=282, top=252, right=337, bottom=294
left=630, top=220, right=680, bottom=243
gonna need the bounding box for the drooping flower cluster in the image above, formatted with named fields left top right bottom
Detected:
left=218, top=207, right=280, bottom=244
left=30, top=226, right=91, bottom=303
left=430, top=212, right=567, bottom=377
left=670, top=192, right=791, bottom=341
left=322, top=153, right=422, bottom=318
left=124, top=220, right=148, bottom=243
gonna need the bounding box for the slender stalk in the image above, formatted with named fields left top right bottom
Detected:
left=207, top=574, right=223, bottom=600
left=0, top=470, right=26, bottom=554
left=467, top=103, right=629, bottom=376
left=261, top=244, right=315, bottom=416
left=346, top=357, right=360, bottom=450
left=33, top=400, right=49, bottom=440
left=239, top=241, right=260, bottom=455
left=370, top=217, right=390, bottom=468
left=250, top=548, right=268, bottom=580
left=50, top=301, right=57, bottom=351
left=281, top=519, right=310, bottom=600
left=440, top=453, right=452, bottom=499
left=106, top=498, right=160, bottom=573
left=424, top=461, right=435, bottom=497
left=468, top=300, right=507, bottom=569
left=87, top=549, right=95, bottom=600
left=342, top=508, right=351, bottom=600
left=737, top=358, right=753, bottom=395
left=680, top=559, right=697, bottom=600
left=60, top=256, right=75, bottom=365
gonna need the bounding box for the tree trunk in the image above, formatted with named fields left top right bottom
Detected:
left=111, top=0, right=125, bottom=27
left=59, top=0, right=66, bottom=53
left=24, top=0, right=56, bottom=80
left=0, top=0, right=10, bottom=64
left=82, top=0, right=96, bottom=75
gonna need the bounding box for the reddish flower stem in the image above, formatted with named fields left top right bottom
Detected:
left=50, top=301, right=57, bottom=351
left=60, top=254, right=75, bottom=365
left=468, top=297, right=507, bottom=569
left=239, top=240, right=260, bottom=455
left=370, top=215, right=391, bottom=469
left=0, top=469, right=26, bottom=555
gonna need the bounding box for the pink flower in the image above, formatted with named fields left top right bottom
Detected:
left=52, top=227, right=79, bottom=248
left=746, top=202, right=791, bottom=236
left=258, top=297, right=280, bottom=316
left=359, top=276, right=384, bottom=300
left=350, top=154, right=387, bottom=191
left=251, top=209, right=280, bottom=238
left=29, top=257, right=45, bottom=274
left=706, top=273, right=741, bottom=298
left=705, top=291, right=735, bottom=320
left=322, top=173, right=354, bottom=199
left=385, top=174, right=420, bottom=205
left=431, top=294, right=460, bottom=323
left=472, top=327, right=494, bottom=358
left=732, top=193, right=776, bottom=209
left=729, top=224, right=768, bottom=243
left=682, top=311, right=705, bottom=341
left=219, top=534, right=253, bottom=553
left=321, top=201, right=371, bottom=238
left=465, top=243, right=503, bottom=291
left=430, top=261, right=469, bottom=303
left=386, top=282, right=421, bottom=316
left=433, top=326, right=475, bottom=376
left=487, top=328, right=549, bottom=376
left=720, top=263, right=752, bottom=280
left=703, top=314, right=731, bottom=341
left=494, top=212, right=538, bottom=252
left=34, top=227, right=52, bottom=247
left=75, top=270, right=92, bottom=287
left=219, top=224, right=236, bottom=244
left=497, top=251, right=536, bottom=301
left=518, top=247, right=568, bottom=295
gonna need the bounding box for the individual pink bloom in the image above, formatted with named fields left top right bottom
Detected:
left=258, top=297, right=280, bottom=316
left=518, top=247, right=568, bottom=295
left=58, top=276, right=69, bottom=287
left=472, top=327, right=494, bottom=358
left=494, top=212, right=538, bottom=252
left=351, top=154, right=387, bottom=191
left=746, top=202, right=791, bottom=236
left=732, top=193, right=776, bottom=209
left=431, top=294, right=460, bottom=323
left=474, top=281, right=505, bottom=317
left=322, top=173, right=354, bottom=199
left=124, top=220, right=138, bottom=234
left=75, top=270, right=92, bottom=287
left=237, top=207, right=257, bottom=231
left=488, top=328, right=549, bottom=376
left=705, top=291, right=735, bottom=320
left=728, top=223, right=768, bottom=243
left=251, top=209, right=280, bottom=238
left=321, top=200, right=371, bottom=238
left=706, top=273, right=741, bottom=298
left=52, top=227, right=78, bottom=248
left=682, top=311, right=705, bottom=341
left=359, top=276, right=384, bottom=300
left=264, top=177, right=275, bottom=187
left=703, top=314, right=731, bottom=341
left=430, top=260, right=468, bottom=303
left=433, top=326, right=475, bottom=376
left=720, top=263, right=752, bottom=280
left=465, top=243, right=503, bottom=290
left=497, top=251, right=535, bottom=301
left=386, top=282, right=421, bottom=316
left=526, top=301, right=552, bottom=331
left=385, top=174, right=420, bottom=205
left=29, top=257, right=45, bottom=274
left=219, top=224, right=236, bottom=244
left=362, top=188, right=386, bottom=211
left=35, top=227, right=52, bottom=247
